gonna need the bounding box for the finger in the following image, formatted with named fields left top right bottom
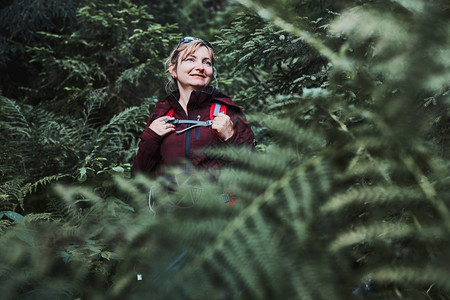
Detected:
left=213, top=118, right=229, bottom=128
left=213, top=116, right=225, bottom=124
left=212, top=119, right=223, bottom=128
left=211, top=123, right=220, bottom=132
left=215, top=113, right=230, bottom=121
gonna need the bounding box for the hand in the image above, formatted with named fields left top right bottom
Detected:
left=212, top=113, right=234, bottom=141
left=149, top=116, right=176, bottom=136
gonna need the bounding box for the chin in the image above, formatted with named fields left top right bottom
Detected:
left=191, top=83, right=211, bottom=90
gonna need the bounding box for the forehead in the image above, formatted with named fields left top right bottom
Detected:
left=179, top=44, right=213, bottom=62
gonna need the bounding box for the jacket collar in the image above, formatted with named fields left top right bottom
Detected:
left=166, top=87, right=241, bottom=110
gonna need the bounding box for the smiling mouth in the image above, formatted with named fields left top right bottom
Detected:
left=191, top=74, right=206, bottom=78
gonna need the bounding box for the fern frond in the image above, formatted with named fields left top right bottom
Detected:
left=81, top=87, right=109, bottom=127
left=0, top=96, right=32, bottom=138
left=370, top=266, right=450, bottom=295
left=162, top=156, right=335, bottom=299
left=23, top=213, right=53, bottom=223
left=329, top=222, right=447, bottom=253
left=321, top=185, right=426, bottom=214
left=87, top=100, right=152, bottom=161
left=0, top=219, right=14, bottom=231
left=22, top=174, right=71, bottom=197
left=0, top=179, right=24, bottom=211
left=249, top=113, right=326, bottom=151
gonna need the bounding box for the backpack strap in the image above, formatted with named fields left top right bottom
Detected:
left=166, top=102, right=226, bottom=120
left=220, top=193, right=236, bottom=206
left=210, top=102, right=227, bottom=120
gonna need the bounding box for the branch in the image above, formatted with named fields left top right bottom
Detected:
left=235, top=0, right=354, bottom=73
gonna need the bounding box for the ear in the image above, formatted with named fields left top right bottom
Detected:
left=168, top=64, right=176, bottom=79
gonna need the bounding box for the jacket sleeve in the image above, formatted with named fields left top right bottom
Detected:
left=131, top=115, right=163, bottom=175
left=224, top=108, right=256, bottom=149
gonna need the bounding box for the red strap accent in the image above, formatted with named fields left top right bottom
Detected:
left=210, top=102, right=227, bottom=120
left=219, top=104, right=227, bottom=116
left=210, top=103, right=227, bottom=138
left=166, top=103, right=226, bottom=119
left=226, top=193, right=236, bottom=206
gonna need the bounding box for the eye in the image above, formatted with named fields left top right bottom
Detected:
left=204, top=61, right=212, bottom=66
left=185, top=57, right=194, bottom=62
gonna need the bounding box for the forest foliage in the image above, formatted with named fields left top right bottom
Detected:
left=0, top=0, right=449, bottom=299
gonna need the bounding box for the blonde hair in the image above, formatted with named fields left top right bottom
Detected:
left=164, top=39, right=217, bottom=93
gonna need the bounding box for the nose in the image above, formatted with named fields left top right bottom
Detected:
left=194, top=61, right=205, bottom=71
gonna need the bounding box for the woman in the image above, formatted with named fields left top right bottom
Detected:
left=132, top=37, right=255, bottom=176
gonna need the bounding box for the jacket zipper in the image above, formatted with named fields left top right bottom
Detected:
left=176, top=91, right=200, bottom=173
left=185, top=99, right=197, bottom=173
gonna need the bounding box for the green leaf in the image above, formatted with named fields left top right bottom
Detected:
left=101, top=251, right=112, bottom=260
left=78, top=167, right=88, bottom=182
left=60, top=251, right=71, bottom=264
left=111, top=166, right=124, bottom=173
left=0, top=211, right=24, bottom=223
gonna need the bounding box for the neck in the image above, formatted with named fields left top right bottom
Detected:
left=178, top=87, right=194, bottom=113
left=176, top=86, right=213, bottom=113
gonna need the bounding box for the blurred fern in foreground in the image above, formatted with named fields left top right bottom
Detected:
left=1, top=0, right=449, bottom=299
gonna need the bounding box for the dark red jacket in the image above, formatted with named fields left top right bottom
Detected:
left=132, top=88, right=255, bottom=175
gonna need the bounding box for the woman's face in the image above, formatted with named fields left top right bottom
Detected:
left=170, top=45, right=213, bottom=92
